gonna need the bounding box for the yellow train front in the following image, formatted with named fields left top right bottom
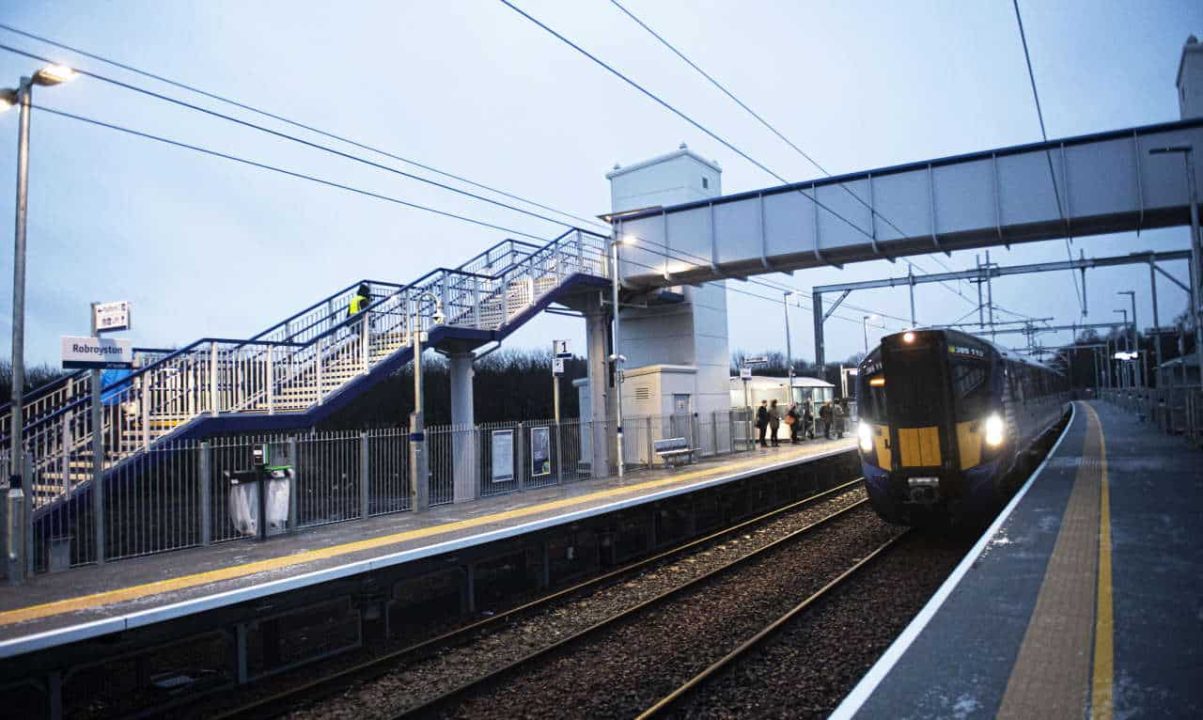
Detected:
left=855, top=328, right=1067, bottom=525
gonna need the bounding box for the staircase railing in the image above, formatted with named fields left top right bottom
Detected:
left=14, top=228, right=608, bottom=513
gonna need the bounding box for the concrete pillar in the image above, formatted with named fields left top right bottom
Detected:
left=585, top=299, right=612, bottom=477
left=449, top=351, right=477, bottom=503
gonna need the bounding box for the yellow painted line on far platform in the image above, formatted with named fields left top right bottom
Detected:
left=1089, top=403, right=1114, bottom=720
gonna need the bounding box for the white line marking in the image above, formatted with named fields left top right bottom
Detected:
left=829, top=403, right=1077, bottom=720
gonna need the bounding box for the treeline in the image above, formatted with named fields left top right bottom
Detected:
left=730, top=350, right=862, bottom=394
left=321, top=349, right=589, bottom=428
left=0, top=361, right=72, bottom=402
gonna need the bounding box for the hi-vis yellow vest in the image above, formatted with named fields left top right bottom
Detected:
left=349, top=295, right=369, bottom=315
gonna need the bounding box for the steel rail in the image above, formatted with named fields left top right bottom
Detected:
left=391, top=496, right=874, bottom=719
left=211, top=477, right=866, bottom=720
left=637, top=530, right=913, bottom=718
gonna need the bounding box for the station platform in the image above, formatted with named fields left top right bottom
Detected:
left=834, top=400, right=1202, bottom=719
left=0, top=436, right=855, bottom=659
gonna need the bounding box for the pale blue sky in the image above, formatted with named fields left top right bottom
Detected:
left=0, top=0, right=1200, bottom=367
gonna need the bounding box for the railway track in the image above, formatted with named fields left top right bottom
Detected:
left=637, top=531, right=911, bottom=718
left=392, top=498, right=892, bottom=719
left=211, top=477, right=866, bottom=719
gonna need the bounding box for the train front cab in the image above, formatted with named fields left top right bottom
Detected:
left=856, top=330, right=1007, bottom=523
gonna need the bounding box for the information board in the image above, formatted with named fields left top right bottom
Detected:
left=530, top=426, right=551, bottom=477
left=93, top=300, right=131, bottom=333
left=490, top=429, right=515, bottom=483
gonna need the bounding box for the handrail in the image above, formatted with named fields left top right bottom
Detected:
left=0, top=346, right=184, bottom=418
left=246, top=278, right=405, bottom=342
left=10, top=227, right=608, bottom=442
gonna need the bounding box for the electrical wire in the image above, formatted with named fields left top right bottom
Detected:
left=605, top=0, right=977, bottom=308
left=1010, top=0, right=1084, bottom=316
left=33, top=104, right=555, bottom=241
left=0, top=23, right=611, bottom=233
left=0, top=42, right=599, bottom=235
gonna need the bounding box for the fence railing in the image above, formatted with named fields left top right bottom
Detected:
left=3, top=229, right=610, bottom=530
left=1098, top=385, right=1203, bottom=446
left=5, top=407, right=783, bottom=576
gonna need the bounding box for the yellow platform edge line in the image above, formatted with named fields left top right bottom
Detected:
left=0, top=448, right=827, bottom=627
left=1090, top=403, right=1114, bottom=720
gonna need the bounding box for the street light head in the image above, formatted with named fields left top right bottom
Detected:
left=0, top=89, right=16, bottom=111
left=34, top=64, right=76, bottom=86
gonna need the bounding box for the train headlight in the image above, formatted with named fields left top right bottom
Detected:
left=858, top=421, right=874, bottom=452
left=984, top=413, right=1005, bottom=447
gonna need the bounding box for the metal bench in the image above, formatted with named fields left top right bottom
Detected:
left=653, top=437, right=695, bottom=467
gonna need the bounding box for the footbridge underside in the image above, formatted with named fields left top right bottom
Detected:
left=614, top=118, right=1203, bottom=287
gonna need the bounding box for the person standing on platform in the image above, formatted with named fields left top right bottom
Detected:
left=755, top=400, right=770, bottom=448
left=820, top=401, right=833, bottom=439
left=768, top=399, right=781, bottom=447
left=833, top=400, right=846, bottom=439
left=803, top=403, right=816, bottom=440
left=786, top=403, right=801, bottom=443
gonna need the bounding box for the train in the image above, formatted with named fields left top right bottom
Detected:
left=855, top=328, right=1069, bottom=525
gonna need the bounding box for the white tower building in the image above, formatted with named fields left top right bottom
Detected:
left=606, top=144, right=732, bottom=424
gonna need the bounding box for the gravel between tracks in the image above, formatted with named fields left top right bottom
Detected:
left=286, top=486, right=869, bottom=720
left=435, top=504, right=898, bottom=719
left=674, top=531, right=972, bottom=719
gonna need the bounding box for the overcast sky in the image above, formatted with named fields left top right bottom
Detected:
left=0, top=0, right=1200, bottom=368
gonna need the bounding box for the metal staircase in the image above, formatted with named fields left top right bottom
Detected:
left=2, top=229, right=609, bottom=513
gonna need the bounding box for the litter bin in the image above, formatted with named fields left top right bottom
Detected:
left=227, top=445, right=292, bottom=539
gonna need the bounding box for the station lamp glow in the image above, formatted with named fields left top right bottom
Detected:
left=34, top=64, right=77, bottom=86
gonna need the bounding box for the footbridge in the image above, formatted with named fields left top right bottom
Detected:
left=1, top=229, right=610, bottom=512
left=613, top=117, right=1203, bottom=287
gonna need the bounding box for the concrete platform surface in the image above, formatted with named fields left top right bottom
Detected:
left=0, top=436, right=854, bottom=656
left=834, top=401, right=1203, bottom=719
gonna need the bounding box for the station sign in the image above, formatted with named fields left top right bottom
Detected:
left=1113, top=351, right=1139, bottom=361
left=552, top=357, right=566, bottom=376
left=62, top=335, right=133, bottom=369
left=92, top=300, right=131, bottom=333
left=552, top=339, right=571, bottom=357
left=744, top=356, right=768, bottom=365
left=739, top=367, right=752, bottom=380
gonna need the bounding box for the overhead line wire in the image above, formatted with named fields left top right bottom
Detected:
left=0, top=42, right=598, bottom=235
left=33, top=104, right=552, bottom=241
left=1010, top=0, right=1085, bottom=316
left=0, top=23, right=611, bottom=233
left=606, top=0, right=977, bottom=308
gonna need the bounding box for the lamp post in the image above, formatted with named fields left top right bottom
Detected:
left=408, top=291, right=444, bottom=511
left=1118, top=290, right=1143, bottom=388
left=1115, top=309, right=1129, bottom=389
left=3, top=63, right=76, bottom=584
left=861, top=315, right=877, bottom=355
left=1150, top=146, right=1203, bottom=387
left=609, top=234, right=628, bottom=478
left=783, top=291, right=794, bottom=400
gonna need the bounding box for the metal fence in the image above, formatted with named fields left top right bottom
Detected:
left=9, top=408, right=769, bottom=576
left=1099, top=386, right=1203, bottom=446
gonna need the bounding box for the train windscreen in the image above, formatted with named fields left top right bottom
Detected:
left=884, top=343, right=946, bottom=425
left=949, top=355, right=992, bottom=419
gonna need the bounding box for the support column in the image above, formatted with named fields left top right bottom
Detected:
left=449, top=351, right=477, bottom=503
left=813, top=292, right=826, bottom=370
left=585, top=298, right=612, bottom=478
